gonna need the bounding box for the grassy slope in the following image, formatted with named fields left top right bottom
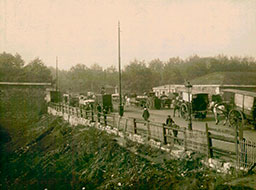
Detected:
left=191, top=72, right=256, bottom=85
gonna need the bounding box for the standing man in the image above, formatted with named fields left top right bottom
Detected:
left=166, top=115, right=179, bottom=143
left=142, top=107, right=150, bottom=122
left=173, top=96, right=181, bottom=117
left=166, top=115, right=174, bottom=126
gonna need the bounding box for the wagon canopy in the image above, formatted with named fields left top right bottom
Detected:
left=222, top=89, right=256, bottom=111
left=222, top=89, right=256, bottom=98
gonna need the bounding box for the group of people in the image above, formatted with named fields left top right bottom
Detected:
left=142, top=107, right=180, bottom=141
left=96, top=104, right=108, bottom=124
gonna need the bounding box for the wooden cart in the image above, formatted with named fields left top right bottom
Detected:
left=179, top=91, right=209, bottom=120
left=222, top=89, right=256, bottom=128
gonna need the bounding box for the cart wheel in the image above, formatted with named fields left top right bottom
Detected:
left=180, top=103, right=188, bottom=120
left=228, top=109, right=244, bottom=129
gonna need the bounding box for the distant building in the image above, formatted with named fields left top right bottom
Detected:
left=153, top=72, right=256, bottom=97
left=153, top=84, right=256, bottom=97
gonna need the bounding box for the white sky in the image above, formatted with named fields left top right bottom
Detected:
left=0, top=0, right=256, bottom=70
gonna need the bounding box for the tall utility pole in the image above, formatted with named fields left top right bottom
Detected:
left=118, top=21, right=123, bottom=116
left=185, top=81, right=193, bottom=130
left=56, top=56, right=58, bottom=91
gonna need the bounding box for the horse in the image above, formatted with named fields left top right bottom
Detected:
left=209, top=101, right=230, bottom=125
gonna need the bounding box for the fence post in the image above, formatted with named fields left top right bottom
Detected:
left=91, top=110, right=95, bottom=122
left=113, top=115, right=115, bottom=128
left=104, top=113, right=107, bottom=126
left=235, top=124, right=239, bottom=169
left=124, top=118, right=128, bottom=133
left=85, top=110, right=88, bottom=119
left=80, top=107, right=83, bottom=118
left=76, top=107, right=79, bottom=117
left=205, top=123, right=213, bottom=159
left=133, top=118, right=137, bottom=134
left=68, top=106, right=70, bottom=122
left=117, top=116, right=121, bottom=132
left=184, top=128, right=187, bottom=151
left=163, top=124, right=167, bottom=145
left=147, top=121, right=151, bottom=140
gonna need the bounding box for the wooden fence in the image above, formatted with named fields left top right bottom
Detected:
left=49, top=103, right=256, bottom=170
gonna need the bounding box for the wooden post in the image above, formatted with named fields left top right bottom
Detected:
left=104, top=113, right=107, bottom=126
left=113, top=115, right=115, bottom=128
left=117, top=116, right=121, bottom=132
left=124, top=118, right=128, bottom=133
left=85, top=110, right=88, bottom=119
left=205, top=123, right=213, bottom=158
left=76, top=107, right=79, bottom=117
left=147, top=121, right=151, bottom=140
left=91, top=110, right=95, bottom=122
left=80, top=108, right=83, bottom=118
left=133, top=118, right=137, bottom=134
left=163, top=124, right=167, bottom=145
left=184, top=128, right=187, bottom=151
left=235, top=124, right=239, bottom=168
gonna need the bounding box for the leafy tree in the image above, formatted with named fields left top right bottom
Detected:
left=162, top=62, right=184, bottom=84
left=123, top=60, right=154, bottom=93
left=0, top=52, right=25, bottom=81
left=148, top=59, right=164, bottom=86
left=22, top=58, right=52, bottom=82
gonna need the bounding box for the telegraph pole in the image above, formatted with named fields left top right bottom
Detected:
left=56, top=56, right=58, bottom=91
left=118, top=21, right=123, bottom=116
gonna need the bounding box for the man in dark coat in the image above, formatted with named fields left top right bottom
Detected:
left=142, top=107, right=150, bottom=121
left=166, top=115, right=174, bottom=126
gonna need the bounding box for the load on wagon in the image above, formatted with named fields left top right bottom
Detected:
left=221, top=89, right=256, bottom=129
left=95, top=94, right=113, bottom=113
left=179, top=90, right=209, bottom=120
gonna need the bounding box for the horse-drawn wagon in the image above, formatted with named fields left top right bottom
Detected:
left=179, top=91, right=209, bottom=120
left=222, top=89, right=256, bottom=128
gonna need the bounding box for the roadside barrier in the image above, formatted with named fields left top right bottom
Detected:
left=48, top=103, right=256, bottom=171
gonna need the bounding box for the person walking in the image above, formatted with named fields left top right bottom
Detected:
left=142, top=107, right=150, bottom=122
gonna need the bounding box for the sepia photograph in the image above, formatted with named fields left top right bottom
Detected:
left=0, top=0, right=256, bottom=189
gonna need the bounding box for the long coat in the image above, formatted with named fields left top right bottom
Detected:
left=142, top=109, right=150, bottom=121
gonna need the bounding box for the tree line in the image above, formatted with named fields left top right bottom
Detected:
left=0, top=52, right=51, bottom=83
left=1, top=52, right=256, bottom=94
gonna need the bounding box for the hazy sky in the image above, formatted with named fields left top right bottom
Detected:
left=1, top=0, right=256, bottom=70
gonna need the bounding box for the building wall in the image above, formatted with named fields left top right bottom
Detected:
left=153, top=84, right=256, bottom=97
